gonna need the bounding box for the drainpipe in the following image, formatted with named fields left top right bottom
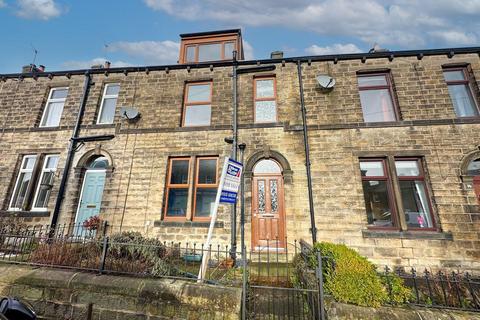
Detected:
left=50, top=71, right=92, bottom=230
left=230, top=51, right=238, bottom=260
left=297, top=61, right=318, bottom=244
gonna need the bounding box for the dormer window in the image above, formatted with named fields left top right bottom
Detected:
left=179, top=29, right=243, bottom=64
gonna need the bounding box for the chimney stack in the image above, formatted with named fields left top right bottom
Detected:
left=22, top=64, right=35, bottom=73
left=104, top=61, right=111, bottom=69
left=270, top=51, right=284, bottom=59
left=22, top=64, right=46, bottom=73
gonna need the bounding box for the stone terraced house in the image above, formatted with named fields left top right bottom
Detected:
left=0, top=29, right=479, bottom=272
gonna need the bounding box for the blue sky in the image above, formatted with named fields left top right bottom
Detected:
left=0, top=0, right=479, bottom=74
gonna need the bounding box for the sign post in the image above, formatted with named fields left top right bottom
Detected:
left=198, top=157, right=243, bottom=281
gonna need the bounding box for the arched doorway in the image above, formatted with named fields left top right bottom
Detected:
left=74, top=156, right=109, bottom=227
left=251, top=159, right=286, bottom=250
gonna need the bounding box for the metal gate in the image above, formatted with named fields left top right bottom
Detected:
left=248, top=285, right=321, bottom=320
left=243, top=241, right=326, bottom=320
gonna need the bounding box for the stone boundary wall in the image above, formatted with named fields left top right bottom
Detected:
left=0, top=264, right=241, bottom=320
left=326, top=298, right=480, bottom=320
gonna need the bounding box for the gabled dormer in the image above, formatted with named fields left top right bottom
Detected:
left=178, top=29, right=244, bottom=64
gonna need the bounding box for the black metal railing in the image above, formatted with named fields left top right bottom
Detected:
left=384, top=266, right=480, bottom=311
left=0, top=222, right=243, bottom=284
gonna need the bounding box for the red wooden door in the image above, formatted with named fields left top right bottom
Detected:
left=252, top=175, right=286, bottom=250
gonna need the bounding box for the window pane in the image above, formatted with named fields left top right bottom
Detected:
left=198, top=43, right=222, bottom=61
left=11, top=172, right=32, bottom=209
left=99, top=97, right=117, bottom=124
left=23, top=157, right=37, bottom=170
left=270, top=180, right=278, bottom=213
left=170, top=160, right=189, bottom=184
left=106, top=84, right=120, bottom=95
left=184, top=105, right=211, bottom=126
left=34, top=172, right=54, bottom=208
left=198, top=159, right=217, bottom=184
left=187, top=84, right=211, bottom=102
left=399, top=180, right=433, bottom=228
left=195, top=188, right=217, bottom=217
left=255, top=101, right=277, bottom=123
left=224, top=42, right=234, bottom=59
left=89, top=156, right=109, bottom=169
left=360, top=89, right=396, bottom=122
left=362, top=180, right=393, bottom=227
left=359, top=161, right=384, bottom=177
left=443, top=70, right=466, bottom=82
left=186, top=46, right=195, bottom=62
left=254, top=160, right=281, bottom=174
left=256, top=79, right=274, bottom=98
left=166, top=188, right=188, bottom=216
left=45, top=156, right=59, bottom=169
left=467, top=159, right=480, bottom=175
left=358, top=75, right=387, bottom=87
left=51, top=88, right=68, bottom=99
left=258, top=180, right=266, bottom=214
left=41, top=101, right=64, bottom=127
left=447, top=84, right=479, bottom=117
left=395, top=160, right=420, bottom=176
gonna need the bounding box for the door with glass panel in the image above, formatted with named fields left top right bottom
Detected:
left=74, top=157, right=108, bottom=235
left=252, top=159, right=286, bottom=250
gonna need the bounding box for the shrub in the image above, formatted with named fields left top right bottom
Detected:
left=381, top=272, right=414, bottom=305
left=107, top=231, right=177, bottom=276
left=28, top=231, right=179, bottom=277
left=295, top=242, right=411, bottom=308
left=29, top=241, right=101, bottom=269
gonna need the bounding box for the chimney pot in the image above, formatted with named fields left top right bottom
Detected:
left=104, top=61, right=111, bottom=69
left=270, top=51, right=284, bottom=59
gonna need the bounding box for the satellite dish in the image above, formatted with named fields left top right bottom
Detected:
left=316, top=75, right=336, bottom=89
left=119, top=107, right=141, bottom=121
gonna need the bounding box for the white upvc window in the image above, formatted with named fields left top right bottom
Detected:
left=40, top=87, right=69, bottom=127
left=32, top=155, right=59, bottom=211
left=9, top=155, right=37, bottom=211
left=97, top=84, right=120, bottom=124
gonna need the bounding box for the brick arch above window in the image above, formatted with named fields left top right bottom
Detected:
left=244, top=148, right=293, bottom=184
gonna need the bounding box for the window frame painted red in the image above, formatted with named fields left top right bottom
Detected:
left=394, top=157, right=437, bottom=231
left=359, top=158, right=398, bottom=229
left=359, top=156, right=437, bottom=232
left=357, top=72, right=400, bottom=122
left=442, top=67, right=480, bottom=118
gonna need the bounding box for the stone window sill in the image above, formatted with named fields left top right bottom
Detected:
left=154, top=220, right=224, bottom=228
left=362, top=229, right=453, bottom=240
left=0, top=210, right=51, bottom=218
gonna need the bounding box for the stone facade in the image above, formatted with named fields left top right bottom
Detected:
left=0, top=47, right=479, bottom=272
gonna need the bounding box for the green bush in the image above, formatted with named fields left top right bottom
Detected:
left=380, top=272, right=414, bottom=305
left=295, top=242, right=411, bottom=308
